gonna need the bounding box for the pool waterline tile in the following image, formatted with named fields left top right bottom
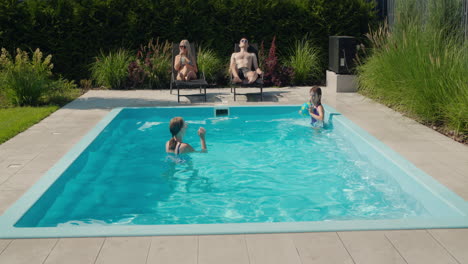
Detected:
left=0, top=105, right=468, bottom=238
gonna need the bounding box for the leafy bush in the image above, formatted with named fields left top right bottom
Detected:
left=0, top=93, right=8, bottom=107
left=79, top=79, right=93, bottom=90
left=137, top=39, right=172, bottom=89
left=197, top=47, right=222, bottom=84
left=127, top=61, right=146, bottom=89
left=357, top=0, right=468, bottom=136
left=263, top=36, right=294, bottom=87
left=46, top=77, right=80, bottom=106
left=286, top=38, right=321, bottom=85
left=127, top=39, right=171, bottom=89
left=90, top=49, right=132, bottom=89
left=0, top=48, right=53, bottom=106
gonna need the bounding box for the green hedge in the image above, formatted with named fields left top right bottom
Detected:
left=0, top=0, right=377, bottom=81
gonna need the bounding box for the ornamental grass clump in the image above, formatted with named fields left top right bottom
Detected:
left=197, top=47, right=222, bottom=84
left=357, top=0, right=468, bottom=137
left=138, top=38, right=172, bottom=89
left=286, top=37, right=321, bottom=85
left=90, top=49, right=132, bottom=89
left=0, top=48, right=52, bottom=106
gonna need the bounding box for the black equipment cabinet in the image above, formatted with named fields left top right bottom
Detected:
left=329, top=36, right=357, bottom=74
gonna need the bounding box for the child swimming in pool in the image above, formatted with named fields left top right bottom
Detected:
left=308, top=86, right=324, bottom=128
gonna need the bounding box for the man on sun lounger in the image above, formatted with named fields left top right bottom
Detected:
left=230, top=38, right=263, bottom=84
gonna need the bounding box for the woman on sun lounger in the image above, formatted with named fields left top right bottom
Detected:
left=174, top=40, right=198, bottom=81
left=166, top=117, right=207, bottom=155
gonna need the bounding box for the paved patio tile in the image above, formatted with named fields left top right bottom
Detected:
left=0, top=172, right=43, bottom=191
left=416, top=160, right=468, bottom=181
left=385, top=230, right=458, bottom=264
left=0, top=239, right=57, bottom=264
left=429, top=229, right=468, bottom=264
left=398, top=151, right=468, bottom=168
left=0, top=160, right=27, bottom=177
left=198, top=235, right=249, bottom=264
left=245, top=234, right=302, bottom=264
left=338, top=231, right=406, bottom=264
left=384, top=139, right=457, bottom=154
left=95, top=237, right=151, bottom=264
left=0, top=173, right=13, bottom=186
left=15, top=151, right=70, bottom=174
left=434, top=140, right=468, bottom=152
left=291, top=232, right=354, bottom=264
left=0, top=239, right=12, bottom=254
left=450, top=161, right=468, bottom=176
left=412, top=127, right=459, bottom=142
left=43, top=237, right=104, bottom=264
left=0, top=190, right=26, bottom=215
left=147, top=236, right=197, bottom=264
left=0, top=151, right=41, bottom=162
left=400, top=159, right=468, bottom=200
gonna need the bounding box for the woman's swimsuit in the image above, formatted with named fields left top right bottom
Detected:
left=166, top=141, right=190, bottom=163
left=180, top=57, right=194, bottom=67
left=175, top=142, right=182, bottom=155
left=179, top=57, right=195, bottom=79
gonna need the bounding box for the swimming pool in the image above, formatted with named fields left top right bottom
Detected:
left=1, top=105, right=467, bottom=238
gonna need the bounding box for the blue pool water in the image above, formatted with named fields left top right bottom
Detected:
left=15, top=106, right=432, bottom=228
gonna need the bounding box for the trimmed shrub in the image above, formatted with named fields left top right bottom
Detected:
left=90, top=49, right=132, bottom=89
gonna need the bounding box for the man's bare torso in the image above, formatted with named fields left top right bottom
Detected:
left=232, top=51, right=255, bottom=69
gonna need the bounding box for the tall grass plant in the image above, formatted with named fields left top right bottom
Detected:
left=0, top=48, right=53, bottom=106
left=197, top=47, right=222, bottom=84
left=357, top=0, right=468, bottom=136
left=286, top=38, right=321, bottom=85
left=138, top=39, right=172, bottom=89
left=90, top=49, right=132, bottom=89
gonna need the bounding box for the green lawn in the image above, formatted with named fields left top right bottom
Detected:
left=0, top=106, right=59, bottom=144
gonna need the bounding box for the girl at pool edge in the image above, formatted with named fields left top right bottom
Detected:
left=309, top=86, right=324, bottom=127
left=166, top=117, right=207, bottom=154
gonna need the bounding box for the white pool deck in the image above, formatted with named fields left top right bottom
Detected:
left=0, top=86, right=467, bottom=264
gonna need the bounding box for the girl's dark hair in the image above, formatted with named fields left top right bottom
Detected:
left=310, top=86, right=322, bottom=106
left=168, top=117, right=184, bottom=151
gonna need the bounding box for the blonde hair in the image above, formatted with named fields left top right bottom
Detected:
left=180, top=39, right=194, bottom=62
left=168, top=117, right=185, bottom=151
